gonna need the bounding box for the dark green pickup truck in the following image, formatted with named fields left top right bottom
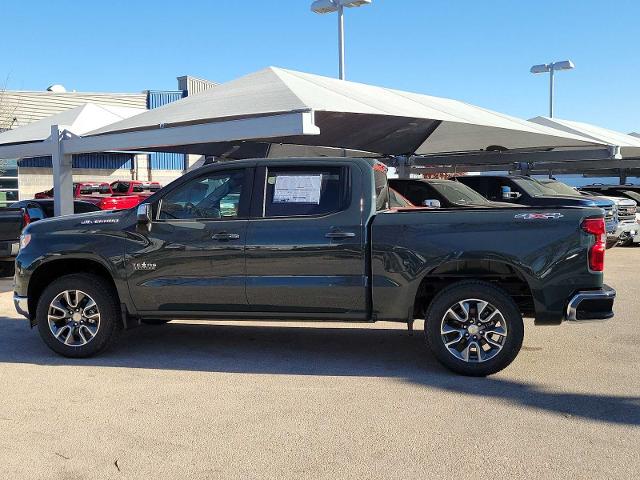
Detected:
left=14, top=158, right=615, bottom=376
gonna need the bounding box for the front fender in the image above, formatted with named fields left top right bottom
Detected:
left=15, top=232, right=134, bottom=319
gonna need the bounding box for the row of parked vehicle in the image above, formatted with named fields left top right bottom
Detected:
left=389, top=175, right=640, bottom=249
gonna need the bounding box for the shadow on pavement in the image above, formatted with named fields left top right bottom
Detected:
left=1, top=317, right=638, bottom=426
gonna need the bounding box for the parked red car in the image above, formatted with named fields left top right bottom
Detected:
left=110, top=180, right=162, bottom=196
left=34, top=180, right=162, bottom=211
left=34, top=182, right=112, bottom=199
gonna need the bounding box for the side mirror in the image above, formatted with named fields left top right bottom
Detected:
left=137, top=203, right=151, bottom=225
left=501, top=187, right=521, bottom=200
left=422, top=199, right=441, bottom=208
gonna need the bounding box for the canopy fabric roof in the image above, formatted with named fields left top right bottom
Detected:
left=0, top=103, right=145, bottom=147
left=530, top=117, right=640, bottom=158
left=87, top=67, right=602, bottom=157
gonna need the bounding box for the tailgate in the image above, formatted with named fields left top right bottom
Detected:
left=0, top=208, right=24, bottom=241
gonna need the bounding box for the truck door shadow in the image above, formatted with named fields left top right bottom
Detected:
left=0, top=317, right=637, bottom=427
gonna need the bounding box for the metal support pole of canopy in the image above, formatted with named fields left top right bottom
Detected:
left=51, top=125, right=74, bottom=217
left=393, top=155, right=412, bottom=179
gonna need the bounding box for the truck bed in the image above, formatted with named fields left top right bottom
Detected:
left=370, top=206, right=603, bottom=324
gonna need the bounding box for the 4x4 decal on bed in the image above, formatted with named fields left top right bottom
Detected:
left=514, top=213, right=564, bottom=220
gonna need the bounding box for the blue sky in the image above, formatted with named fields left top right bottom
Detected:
left=3, top=0, right=638, bottom=133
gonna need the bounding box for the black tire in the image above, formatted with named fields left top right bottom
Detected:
left=141, top=319, right=170, bottom=325
left=0, top=261, right=15, bottom=277
left=605, top=239, right=618, bottom=249
left=36, top=273, right=121, bottom=358
left=424, top=280, right=524, bottom=376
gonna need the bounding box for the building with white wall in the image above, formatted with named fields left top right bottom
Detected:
left=0, top=76, right=217, bottom=202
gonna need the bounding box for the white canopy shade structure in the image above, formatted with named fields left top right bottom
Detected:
left=0, top=103, right=145, bottom=215
left=530, top=117, right=640, bottom=159
left=0, top=103, right=144, bottom=150
left=525, top=117, right=640, bottom=178
left=86, top=67, right=603, bottom=158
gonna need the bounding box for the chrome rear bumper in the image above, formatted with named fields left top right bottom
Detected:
left=565, top=285, right=615, bottom=321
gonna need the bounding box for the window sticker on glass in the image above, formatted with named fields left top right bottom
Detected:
left=273, top=175, right=322, bottom=204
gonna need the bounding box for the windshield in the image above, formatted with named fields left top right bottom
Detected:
left=512, top=178, right=560, bottom=197
left=111, top=182, right=130, bottom=194
left=621, top=190, right=640, bottom=203
left=538, top=179, right=580, bottom=196
left=433, top=181, right=489, bottom=205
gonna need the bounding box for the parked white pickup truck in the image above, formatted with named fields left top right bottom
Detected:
left=596, top=195, right=639, bottom=246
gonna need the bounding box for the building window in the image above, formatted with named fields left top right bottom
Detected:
left=0, top=159, right=19, bottom=207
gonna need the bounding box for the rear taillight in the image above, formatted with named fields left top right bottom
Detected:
left=22, top=209, right=31, bottom=228
left=581, top=218, right=606, bottom=271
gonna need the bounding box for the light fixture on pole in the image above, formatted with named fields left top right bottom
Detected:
left=530, top=60, right=575, bottom=118
left=310, top=0, right=372, bottom=80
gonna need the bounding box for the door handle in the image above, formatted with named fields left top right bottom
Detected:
left=212, top=232, right=240, bottom=241
left=325, top=231, right=356, bottom=239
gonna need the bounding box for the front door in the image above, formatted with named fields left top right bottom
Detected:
left=244, top=163, right=367, bottom=319
left=126, top=167, right=252, bottom=314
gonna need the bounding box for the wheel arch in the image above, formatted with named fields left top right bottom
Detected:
left=412, top=258, right=535, bottom=320
left=27, top=257, right=127, bottom=324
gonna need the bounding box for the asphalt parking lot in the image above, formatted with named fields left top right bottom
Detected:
left=0, top=248, right=638, bottom=480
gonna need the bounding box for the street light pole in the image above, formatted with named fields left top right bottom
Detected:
left=338, top=3, right=345, bottom=80
left=530, top=60, right=574, bottom=118
left=549, top=66, right=554, bottom=118
left=311, top=0, right=372, bottom=81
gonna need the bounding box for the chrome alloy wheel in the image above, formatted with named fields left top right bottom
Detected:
left=440, top=298, right=508, bottom=363
left=47, top=290, right=100, bottom=347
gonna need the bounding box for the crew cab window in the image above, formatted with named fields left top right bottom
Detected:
left=132, top=185, right=144, bottom=193
left=158, top=170, right=245, bottom=220
left=264, top=166, right=345, bottom=217
left=112, top=182, right=130, bottom=194
left=458, top=177, right=490, bottom=198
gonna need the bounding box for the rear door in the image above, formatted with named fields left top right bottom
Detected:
left=244, top=162, right=367, bottom=319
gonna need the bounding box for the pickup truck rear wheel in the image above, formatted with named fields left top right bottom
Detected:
left=36, top=274, right=121, bottom=358
left=424, top=281, right=524, bottom=376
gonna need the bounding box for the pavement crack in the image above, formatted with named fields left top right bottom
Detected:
left=54, top=452, right=70, bottom=460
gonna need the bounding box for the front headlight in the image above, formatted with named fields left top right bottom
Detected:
left=19, top=233, right=31, bottom=250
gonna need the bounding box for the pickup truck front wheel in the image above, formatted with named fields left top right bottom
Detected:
left=36, top=274, right=121, bottom=358
left=424, top=281, right=524, bottom=376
